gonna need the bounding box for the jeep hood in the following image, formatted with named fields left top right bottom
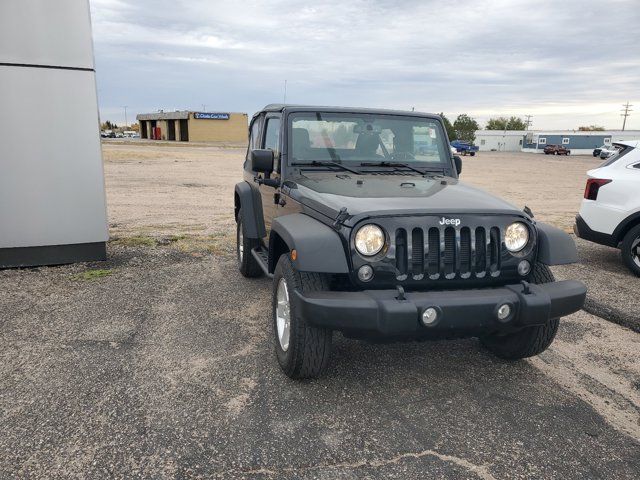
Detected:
left=288, top=172, right=522, bottom=223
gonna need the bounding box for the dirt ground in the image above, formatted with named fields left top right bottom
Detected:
left=103, top=142, right=600, bottom=239
left=1, top=141, right=639, bottom=478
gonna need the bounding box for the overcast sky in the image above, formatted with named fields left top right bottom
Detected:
left=90, top=0, right=639, bottom=130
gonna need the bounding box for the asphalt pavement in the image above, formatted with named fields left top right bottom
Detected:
left=1, top=245, right=639, bottom=479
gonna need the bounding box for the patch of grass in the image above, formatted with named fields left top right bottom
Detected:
left=110, top=235, right=157, bottom=247
left=73, top=269, right=114, bottom=281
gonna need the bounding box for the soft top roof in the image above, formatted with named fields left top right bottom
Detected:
left=257, top=104, right=441, bottom=120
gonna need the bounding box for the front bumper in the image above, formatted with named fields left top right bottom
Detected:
left=294, top=280, right=586, bottom=336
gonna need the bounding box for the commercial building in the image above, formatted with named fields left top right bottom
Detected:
left=521, top=130, right=640, bottom=155
left=1, top=0, right=108, bottom=268
left=136, top=111, right=248, bottom=142
left=475, top=129, right=640, bottom=154
left=475, top=130, right=528, bottom=152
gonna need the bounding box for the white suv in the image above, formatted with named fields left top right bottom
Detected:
left=575, top=141, right=640, bottom=275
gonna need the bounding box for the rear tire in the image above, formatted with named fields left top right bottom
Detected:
left=480, top=264, right=559, bottom=360
left=236, top=209, right=263, bottom=278
left=621, top=225, right=640, bottom=277
left=272, top=254, right=333, bottom=379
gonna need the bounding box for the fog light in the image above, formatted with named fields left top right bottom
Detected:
left=497, top=303, right=511, bottom=321
left=422, top=307, right=438, bottom=326
left=358, top=265, right=374, bottom=282
left=518, top=260, right=531, bottom=276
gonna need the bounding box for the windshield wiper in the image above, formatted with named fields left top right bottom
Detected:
left=291, top=160, right=361, bottom=175
left=360, top=161, right=433, bottom=175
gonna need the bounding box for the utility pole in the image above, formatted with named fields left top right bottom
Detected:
left=524, top=115, right=533, bottom=130
left=283, top=80, right=287, bottom=104
left=201, top=104, right=207, bottom=112
left=621, top=102, right=633, bottom=131
left=122, top=106, right=128, bottom=128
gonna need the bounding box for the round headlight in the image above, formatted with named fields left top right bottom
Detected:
left=505, top=222, right=529, bottom=252
left=355, top=224, right=385, bottom=256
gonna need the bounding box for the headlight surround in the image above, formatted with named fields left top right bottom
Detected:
left=355, top=224, right=385, bottom=256
left=505, top=222, right=529, bottom=252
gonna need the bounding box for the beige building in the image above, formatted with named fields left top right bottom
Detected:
left=136, top=110, right=248, bottom=142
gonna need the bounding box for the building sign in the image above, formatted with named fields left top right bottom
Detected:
left=193, top=112, right=230, bottom=120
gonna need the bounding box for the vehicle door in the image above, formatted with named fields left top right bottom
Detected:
left=244, top=114, right=269, bottom=243
left=260, top=114, right=282, bottom=236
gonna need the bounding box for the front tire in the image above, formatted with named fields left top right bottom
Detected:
left=272, top=254, right=333, bottom=379
left=621, top=225, right=640, bottom=277
left=236, top=209, right=263, bottom=278
left=480, top=264, right=559, bottom=360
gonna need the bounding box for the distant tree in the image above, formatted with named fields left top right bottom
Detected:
left=506, top=116, right=527, bottom=130
left=485, top=116, right=527, bottom=130
left=439, top=113, right=456, bottom=140
left=128, top=123, right=140, bottom=132
left=453, top=114, right=479, bottom=143
left=578, top=125, right=605, bottom=131
left=100, top=120, right=118, bottom=130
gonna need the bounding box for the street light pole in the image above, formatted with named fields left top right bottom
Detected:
left=122, top=106, right=128, bottom=128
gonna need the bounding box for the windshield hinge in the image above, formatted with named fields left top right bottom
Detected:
left=332, top=207, right=350, bottom=230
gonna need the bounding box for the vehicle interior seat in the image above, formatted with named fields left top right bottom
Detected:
left=292, top=128, right=311, bottom=160
left=355, top=133, right=383, bottom=159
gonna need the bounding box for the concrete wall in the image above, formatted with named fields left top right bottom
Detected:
left=188, top=113, right=248, bottom=142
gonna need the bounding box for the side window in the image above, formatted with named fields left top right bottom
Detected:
left=250, top=118, right=262, bottom=150
left=264, top=117, right=281, bottom=170
left=245, top=116, right=262, bottom=168
left=539, top=137, right=547, bottom=145
left=562, top=137, right=570, bottom=145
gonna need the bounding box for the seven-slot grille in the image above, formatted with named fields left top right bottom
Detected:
left=394, top=226, right=501, bottom=280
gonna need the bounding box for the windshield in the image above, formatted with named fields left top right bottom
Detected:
left=288, top=112, right=450, bottom=168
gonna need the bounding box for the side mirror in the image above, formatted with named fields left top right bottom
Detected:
left=453, top=155, right=462, bottom=175
left=250, top=149, right=274, bottom=174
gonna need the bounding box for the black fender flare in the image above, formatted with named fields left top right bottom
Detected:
left=536, top=222, right=579, bottom=265
left=270, top=213, right=349, bottom=273
left=234, top=181, right=266, bottom=239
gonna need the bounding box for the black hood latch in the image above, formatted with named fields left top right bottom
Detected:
left=332, top=207, right=350, bottom=230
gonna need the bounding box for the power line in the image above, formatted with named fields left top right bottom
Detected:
left=621, top=101, right=633, bottom=131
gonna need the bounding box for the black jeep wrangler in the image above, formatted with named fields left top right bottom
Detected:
left=234, top=105, right=587, bottom=379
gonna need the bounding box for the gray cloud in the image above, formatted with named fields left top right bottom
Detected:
left=91, top=0, right=640, bottom=130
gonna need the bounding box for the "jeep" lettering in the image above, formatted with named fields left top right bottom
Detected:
left=439, top=217, right=461, bottom=226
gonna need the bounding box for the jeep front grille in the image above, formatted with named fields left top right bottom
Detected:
left=393, top=226, right=501, bottom=280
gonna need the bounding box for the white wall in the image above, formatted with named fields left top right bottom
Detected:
left=0, top=0, right=108, bottom=252
left=475, top=131, right=526, bottom=152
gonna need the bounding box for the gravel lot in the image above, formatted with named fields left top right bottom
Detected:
left=1, top=141, right=639, bottom=478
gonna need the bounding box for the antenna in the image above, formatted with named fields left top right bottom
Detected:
left=621, top=102, right=633, bottom=131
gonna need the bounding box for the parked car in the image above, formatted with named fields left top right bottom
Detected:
left=592, top=144, right=609, bottom=157
left=599, top=145, right=619, bottom=159
left=234, top=104, right=586, bottom=379
left=575, top=141, right=640, bottom=276
left=544, top=144, right=570, bottom=155
left=450, top=139, right=479, bottom=156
